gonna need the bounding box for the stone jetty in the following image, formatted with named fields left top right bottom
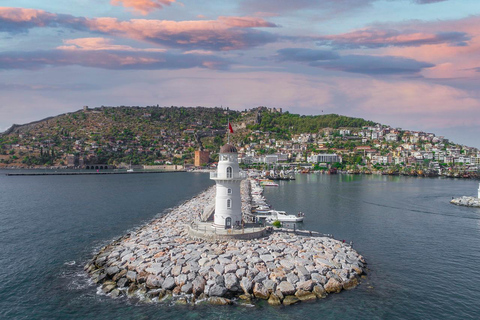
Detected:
left=450, top=196, right=480, bottom=207
left=85, top=181, right=367, bottom=306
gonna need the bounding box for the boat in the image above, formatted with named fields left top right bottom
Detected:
left=259, top=179, right=279, bottom=187
left=263, top=210, right=304, bottom=222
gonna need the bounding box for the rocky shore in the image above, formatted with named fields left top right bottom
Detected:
left=450, top=196, right=480, bottom=207
left=85, top=182, right=367, bottom=306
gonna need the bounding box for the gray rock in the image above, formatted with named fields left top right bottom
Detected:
left=253, top=282, right=269, bottom=299
left=224, top=273, right=239, bottom=290
left=224, top=263, right=237, bottom=274
left=215, top=275, right=225, bottom=286
left=280, top=259, right=295, bottom=270
left=106, top=266, right=119, bottom=276
left=278, top=281, right=295, bottom=296
left=145, top=263, right=164, bottom=276
left=296, top=280, right=313, bottom=291
left=181, top=282, right=193, bottom=294
left=218, top=257, right=231, bottom=265
left=253, top=271, right=267, bottom=283
left=240, top=277, right=253, bottom=294
left=260, top=254, right=274, bottom=263
left=213, top=264, right=224, bottom=276
left=175, top=274, right=187, bottom=286
left=296, top=265, right=310, bottom=279
left=286, top=272, right=299, bottom=284
left=126, top=271, right=137, bottom=282
left=146, top=275, right=163, bottom=288
left=235, top=268, right=246, bottom=278
left=209, top=285, right=228, bottom=297
left=192, top=277, right=206, bottom=295
left=117, top=277, right=128, bottom=288
left=162, top=276, right=176, bottom=290
left=172, top=265, right=182, bottom=276
left=263, top=279, right=277, bottom=292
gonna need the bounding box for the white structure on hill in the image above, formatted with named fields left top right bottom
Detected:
left=210, top=144, right=246, bottom=228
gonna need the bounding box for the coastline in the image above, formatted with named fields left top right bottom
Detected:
left=84, top=179, right=367, bottom=306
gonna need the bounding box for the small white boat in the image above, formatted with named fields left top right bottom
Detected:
left=127, top=168, right=134, bottom=172
left=265, top=210, right=304, bottom=222
left=262, top=181, right=278, bottom=187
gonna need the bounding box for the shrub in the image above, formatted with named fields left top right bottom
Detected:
left=272, top=220, right=281, bottom=228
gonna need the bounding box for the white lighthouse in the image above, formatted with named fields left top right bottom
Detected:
left=210, top=144, right=245, bottom=228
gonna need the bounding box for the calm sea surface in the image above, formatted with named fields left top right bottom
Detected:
left=0, top=171, right=479, bottom=319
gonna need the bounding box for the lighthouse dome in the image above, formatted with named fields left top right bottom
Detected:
left=220, top=144, right=237, bottom=153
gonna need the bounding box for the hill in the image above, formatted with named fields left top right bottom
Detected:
left=0, top=106, right=376, bottom=168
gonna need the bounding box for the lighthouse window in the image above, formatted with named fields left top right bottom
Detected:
left=227, top=199, right=232, bottom=208
left=226, top=167, right=233, bottom=178
left=227, top=188, right=232, bottom=194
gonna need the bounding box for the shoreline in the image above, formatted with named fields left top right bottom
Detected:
left=4, top=170, right=186, bottom=176
left=84, top=179, right=367, bottom=306
left=3, top=167, right=479, bottom=180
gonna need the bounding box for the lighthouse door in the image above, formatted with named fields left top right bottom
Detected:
left=225, top=217, right=232, bottom=229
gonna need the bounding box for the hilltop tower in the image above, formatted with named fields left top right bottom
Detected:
left=210, top=144, right=245, bottom=228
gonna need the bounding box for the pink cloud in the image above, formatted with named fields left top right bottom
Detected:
left=0, top=7, right=55, bottom=23
left=0, top=7, right=277, bottom=51
left=110, top=0, right=176, bottom=15
left=378, top=17, right=480, bottom=79
left=317, top=28, right=469, bottom=49
left=83, top=16, right=277, bottom=50
left=57, top=37, right=166, bottom=52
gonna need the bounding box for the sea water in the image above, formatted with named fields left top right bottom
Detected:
left=0, top=171, right=479, bottom=319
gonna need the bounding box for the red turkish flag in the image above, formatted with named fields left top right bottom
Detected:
left=228, top=122, right=234, bottom=133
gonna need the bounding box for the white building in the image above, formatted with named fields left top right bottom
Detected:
left=307, top=153, right=342, bottom=164
left=210, top=144, right=246, bottom=229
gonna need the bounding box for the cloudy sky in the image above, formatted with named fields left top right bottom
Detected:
left=1, top=0, right=479, bottom=147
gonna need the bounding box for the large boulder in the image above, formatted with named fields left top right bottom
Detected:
left=313, top=285, right=327, bottom=298
left=209, top=285, right=227, bottom=297
left=192, top=277, right=206, bottom=296
left=224, top=273, right=239, bottom=291
left=162, top=276, right=176, bottom=290
left=283, top=295, right=300, bottom=306
left=324, top=277, right=342, bottom=293
left=343, top=277, right=359, bottom=290
left=253, top=282, right=270, bottom=300
left=278, top=281, right=295, bottom=296
left=208, top=297, right=232, bottom=305
left=295, top=289, right=317, bottom=301
left=146, top=275, right=163, bottom=289
left=268, top=293, right=282, bottom=306
left=240, top=277, right=253, bottom=294
left=126, top=271, right=137, bottom=282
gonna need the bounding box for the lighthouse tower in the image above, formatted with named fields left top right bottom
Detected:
left=210, top=144, right=245, bottom=228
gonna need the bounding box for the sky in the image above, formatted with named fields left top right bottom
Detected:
left=0, top=0, right=479, bottom=147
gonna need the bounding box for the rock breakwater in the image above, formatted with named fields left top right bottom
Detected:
left=450, top=196, right=480, bottom=207
left=85, top=182, right=367, bottom=306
